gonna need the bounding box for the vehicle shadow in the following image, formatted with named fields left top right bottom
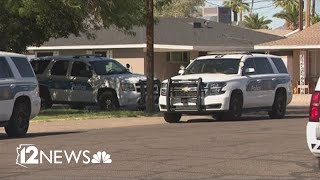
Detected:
left=0, top=131, right=84, bottom=140
left=184, top=115, right=307, bottom=123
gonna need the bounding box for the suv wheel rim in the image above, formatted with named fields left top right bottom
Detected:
left=104, top=99, right=115, bottom=110
left=232, top=99, right=241, bottom=117
left=277, top=98, right=284, bottom=114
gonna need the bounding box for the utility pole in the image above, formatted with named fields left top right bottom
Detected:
left=250, top=0, right=254, bottom=14
left=306, top=0, right=311, bottom=27
left=145, top=0, right=154, bottom=113
left=299, top=0, right=304, bottom=31
left=311, top=0, right=315, bottom=17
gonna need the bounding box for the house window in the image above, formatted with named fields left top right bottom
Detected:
left=168, top=52, right=189, bottom=63
left=36, top=51, right=58, bottom=57
left=94, top=50, right=113, bottom=58
left=37, top=52, right=53, bottom=57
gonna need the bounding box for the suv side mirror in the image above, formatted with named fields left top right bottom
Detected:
left=245, top=68, right=255, bottom=74
left=178, top=66, right=185, bottom=75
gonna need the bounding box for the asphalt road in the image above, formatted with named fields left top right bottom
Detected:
left=0, top=115, right=319, bottom=180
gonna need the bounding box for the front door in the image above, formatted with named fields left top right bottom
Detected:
left=69, top=61, right=94, bottom=103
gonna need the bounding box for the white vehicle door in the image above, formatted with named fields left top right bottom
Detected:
left=242, top=57, right=274, bottom=108
left=49, top=60, right=71, bottom=102
left=0, top=57, right=15, bottom=121
left=69, top=61, right=94, bottom=102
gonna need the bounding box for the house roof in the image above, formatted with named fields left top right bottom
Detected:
left=28, top=17, right=283, bottom=52
left=255, top=22, right=320, bottom=50
left=253, top=29, right=292, bottom=37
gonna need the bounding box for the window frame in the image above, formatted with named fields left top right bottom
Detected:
left=70, top=61, right=92, bottom=78
left=50, top=60, right=70, bottom=77
left=168, top=52, right=190, bottom=63
left=0, top=57, right=14, bottom=79
left=253, top=57, right=274, bottom=75
left=11, top=57, right=35, bottom=78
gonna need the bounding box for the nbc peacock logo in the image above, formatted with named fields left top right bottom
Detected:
left=91, top=151, right=112, bottom=164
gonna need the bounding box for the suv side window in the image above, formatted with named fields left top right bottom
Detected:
left=243, top=58, right=256, bottom=75
left=31, top=60, right=51, bottom=74
left=271, top=58, right=288, bottom=73
left=11, top=57, right=35, bottom=77
left=71, top=61, right=92, bottom=78
left=0, top=57, right=14, bottom=78
left=253, top=58, right=274, bottom=74
left=51, top=61, right=69, bottom=76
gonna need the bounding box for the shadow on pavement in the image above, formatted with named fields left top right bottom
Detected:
left=0, top=131, right=84, bottom=140
left=185, top=115, right=307, bottom=123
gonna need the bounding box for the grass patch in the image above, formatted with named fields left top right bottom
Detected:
left=33, top=108, right=145, bottom=122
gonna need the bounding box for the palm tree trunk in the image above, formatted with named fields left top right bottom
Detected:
left=240, top=10, right=243, bottom=22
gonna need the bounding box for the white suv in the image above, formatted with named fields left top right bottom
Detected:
left=307, top=78, right=320, bottom=167
left=0, top=52, right=41, bottom=137
left=159, top=54, right=293, bottom=123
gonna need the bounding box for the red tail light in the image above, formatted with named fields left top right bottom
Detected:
left=310, top=92, right=320, bottom=122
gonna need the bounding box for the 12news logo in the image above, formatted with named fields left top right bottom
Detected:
left=16, top=144, right=112, bottom=168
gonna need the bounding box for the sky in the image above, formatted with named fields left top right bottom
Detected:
left=206, top=0, right=320, bottom=29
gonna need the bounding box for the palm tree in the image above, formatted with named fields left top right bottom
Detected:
left=243, top=13, right=272, bottom=29
left=273, top=0, right=298, bottom=8
left=273, top=3, right=299, bottom=30
left=223, top=0, right=250, bottom=22
left=311, top=0, right=316, bottom=17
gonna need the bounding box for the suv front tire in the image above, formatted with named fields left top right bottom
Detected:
left=164, top=112, right=181, bottom=123
left=5, top=101, right=30, bottom=137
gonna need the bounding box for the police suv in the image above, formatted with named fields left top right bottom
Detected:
left=31, top=55, right=159, bottom=110
left=159, top=54, right=293, bottom=123
left=307, top=78, right=320, bottom=167
left=0, top=51, right=41, bottom=137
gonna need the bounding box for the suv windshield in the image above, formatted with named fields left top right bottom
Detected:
left=90, top=60, right=129, bottom=75
left=185, top=58, right=240, bottom=75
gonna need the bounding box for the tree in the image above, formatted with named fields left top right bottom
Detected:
left=0, top=0, right=171, bottom=52
left=273, top=3, right=299, bottom=30
left=223, top=0, right=250, bottom=22
left=243, top=13, right=272, bottom=29
left=311, top=13, right=320, bottom=24
left=273, top=0, right=298, bottom=7
left=155, top=0, right=205, bottom=17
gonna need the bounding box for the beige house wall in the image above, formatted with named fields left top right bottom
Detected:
left=117, top=58, right=145, bottom=75
left=153, top=52, right=190, bottom=81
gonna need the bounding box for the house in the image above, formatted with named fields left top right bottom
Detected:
left=27, top=17, right=283, bottom=81
left=255, top=22, right=320, bottom=94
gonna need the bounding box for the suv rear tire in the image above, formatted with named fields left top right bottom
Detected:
left=5, top=101, right=30, bottom=137
left=164, top=112, right=181, bottom=123
left=268, top=91, right=286, bottom=119
left=98, top=91, right=119, bottom=111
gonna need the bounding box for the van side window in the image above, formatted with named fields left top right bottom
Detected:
left=271, top=58, right=288, bottom=73
left=254, top=58, right=274, bottom=74
left=51, top=61, right=69, bottom=76
left=31, top=60, right=51, bottom=74
left=11, top=57, right=35, bottom=77
left=0, top=57, right=14, bottom=78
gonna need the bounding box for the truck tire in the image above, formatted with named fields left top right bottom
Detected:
left=164, top=112, right=181, bottom=123
left=228, top=93, right=243, bottom=120
left=98, top=91, right=119, bottom=111
left=268, top=91, right=286, bottom=119
left=5, top=101, right=30, bottom=137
